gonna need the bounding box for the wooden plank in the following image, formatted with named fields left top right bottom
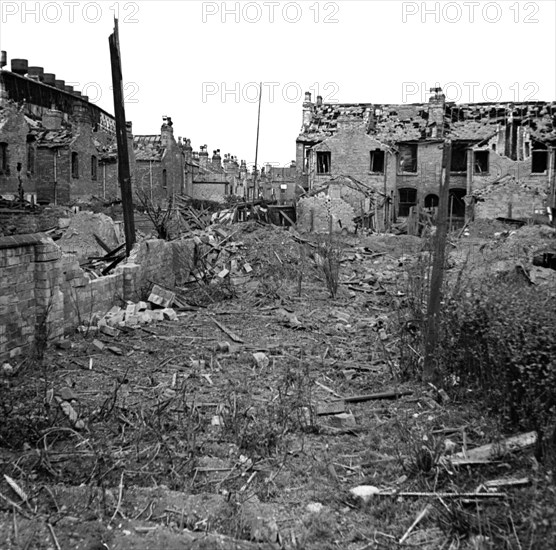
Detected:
left=424, top=139, right=451, bottom=383
left=279, top=210, right=296, bottom=227
left=333, top=390, right=412, bottom=403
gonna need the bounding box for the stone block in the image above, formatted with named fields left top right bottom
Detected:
left=148, top=284, right=175, bottom=308
left=161, top=308, right=178, bottom=321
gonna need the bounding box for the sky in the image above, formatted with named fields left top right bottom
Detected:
left=1, top=0, right=555, bottom=170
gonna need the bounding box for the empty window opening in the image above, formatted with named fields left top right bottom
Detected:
left=303, top=144, right=312, bottom=173
left=162, top=169, right=168, bottom=189
left=316, top=151, right=331, bottom=174
left=424, top=194, right=439, bottom=208
left=399, top=144, right=417, bottom=173
left=71, top=152, right=79, bottom=178
left=0, top=142, right=8, bottom=172
left=451, top=142, right=468, bottom=173
left=531, top=141, right=548, bottom=173
left=91, top=155, right=98, bottom=181
left=27, top=145, right=35, bottom=175
left=449, top=189, right=466, bottom=217
left=398, top=187, right=417, bottom=217
left=474, top=151, right=489, bottom=174
left=370, top=149, right=385, bottom=173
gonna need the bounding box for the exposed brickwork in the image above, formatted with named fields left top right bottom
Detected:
left=297, top=195, right=356, bottom=233
left=297, top=91, right=556, bottom=222
left=0, top=233, right=195, bottom=362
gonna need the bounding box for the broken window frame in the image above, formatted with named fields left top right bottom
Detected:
left=449, top=189, right=466, bottom=218
left=474, top=150, right=489, bottom=175
left=0, top=142, right=8, bottom=174
left=91, top=155, right=98, bottom=181
left=450, top=141, right=469, bottom=174
left=398, top=144, right=418, bottom=174
left=531, top=142, right=548, bottom=174
left=316, top=151, right=331, bottom=175
left=71, top=152, right=79, bottom=179
left=398, top=187, right=417, bottom=217
left=369, top=149, right=385, bottom=174
left=424, top=194, right=439, bottom=208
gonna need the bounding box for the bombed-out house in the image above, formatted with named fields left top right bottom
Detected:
left=0, top=54, right=244, bottom=207
left=0, top=56, right=130, bottom=205
left=296, top=90, right=556, bottom=231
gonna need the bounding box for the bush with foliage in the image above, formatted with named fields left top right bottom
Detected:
left=436, top=273, right=556, bottom=455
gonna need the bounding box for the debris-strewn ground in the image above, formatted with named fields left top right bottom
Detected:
left=1, top=221, right=556, bottom=550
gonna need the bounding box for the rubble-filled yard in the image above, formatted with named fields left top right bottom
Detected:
left=1, top=220, right=556, bottom=549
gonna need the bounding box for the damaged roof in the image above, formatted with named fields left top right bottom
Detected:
left=299, top=100, right=556, bottom=145
left=472, top=174, right=546, bottom=200
left=134, top=135, right=165, bottom=161
left=309, top=174, right=377, bottom=197
left=35, top=128, right=75, bottom=148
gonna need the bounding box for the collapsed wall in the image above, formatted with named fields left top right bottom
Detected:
left=0, top=234, right=195, bottom=362
left=297, top=195, right=356, bottom=233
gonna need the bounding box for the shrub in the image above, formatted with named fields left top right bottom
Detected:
left=436, top=273, right=556, bottom=453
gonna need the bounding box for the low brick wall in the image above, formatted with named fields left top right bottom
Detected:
left=0, top=234, right=195, bottom=362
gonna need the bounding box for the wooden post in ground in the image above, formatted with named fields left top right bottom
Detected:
left=423, top=139, right=451, bottom=383
left=109, top=18, right=135, bottom=256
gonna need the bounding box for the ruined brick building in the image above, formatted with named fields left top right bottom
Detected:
left=296, top=91, right=556, bottom=228
left=0, top=56, right=125, bottom=205
left=0, top=54, right=246, bottom=206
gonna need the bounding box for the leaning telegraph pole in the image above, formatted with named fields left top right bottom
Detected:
left=253, top=82, right=262, bottom=201
left=109, top=18, right=135, bottom=255
left=423, top=138, right=452, bottom=383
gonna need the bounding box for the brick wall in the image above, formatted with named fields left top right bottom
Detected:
left=297, top=195, right=356, bottom=233
left=0, top=234, right=195, bottom=362
left=475, top=181, right=546, bottom=219
left=192, top=182, right=228, bottom=202
left=311, top=123, right=391, bottom=196
left=0, top=102, right=33, bottom=196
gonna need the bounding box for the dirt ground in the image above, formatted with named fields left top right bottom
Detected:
left=1, top=222, right=555, bottom=549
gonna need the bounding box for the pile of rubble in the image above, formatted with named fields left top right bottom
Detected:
left=91, top=285, right=180, bottom=335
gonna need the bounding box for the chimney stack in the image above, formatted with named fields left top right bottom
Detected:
left=11, top=59, right=28, bottom=75
left=302, top=91, right=314, bottom=130
left=316, top=95, right=323, bottom=107
left=1, top=51, right=7, bottom=68
left=199, top=145, right=209, bottom=170
left=239, top=159, right=247, bottom=179
left=211, top=149, right=222, bottom=172
left=161, top=116, right=174, bottom=148
left=427, top=87, right=446, bottom=138
left=54, top=79, right=65, bottom=90
left=43, top=109, right=63, bottom=131
left=183, top=138, right=192, bottom=163
left=72, top=102, right=91, bottom=125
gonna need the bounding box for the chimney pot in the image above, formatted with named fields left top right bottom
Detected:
left=316, top=95, right=323, bottom=107
left=43, top=73, right=56, bottom=86
left=0, top=51, right=7, bottom=68
left=27, top=66, right=44, bottom=81
left=304, top=91, right=312, bottom=102
left=11, top=58, right=28, bottom=75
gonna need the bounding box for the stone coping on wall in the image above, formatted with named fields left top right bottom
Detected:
left=0, top=233, right=48, bottom=250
